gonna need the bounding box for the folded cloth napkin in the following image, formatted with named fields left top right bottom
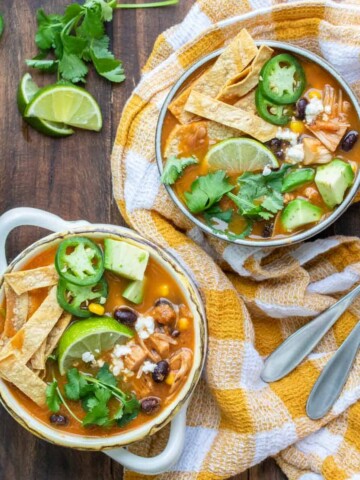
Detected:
left=111, top=1, right=360, bottom=478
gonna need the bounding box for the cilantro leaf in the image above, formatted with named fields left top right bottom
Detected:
left=65, top=368, right=93, bottom=400
left=184, top=171, right=234, bottom=214
left=77, top=3, right=105, bottom=40
left=0, top=15, right=4, bottom=39
left=81, top=395, right=99, bottom=412
left=46, top=380, right=62, bottom=413
left=59, top=52, right=88, bottom=83
left=90, top=37, right=125, bottom=82
left=161, top=156, right=198, bottom=185
left=26, top=59, right=58, bottom=72
left=96, top=363, right=117, bottom=387
left=261, top=189, right=283, bottom=214
left=203, top=203, right=233, bottom=224
left=35, top=9, right=64, bottom=51
left=83, top=402, right=110, bottom=427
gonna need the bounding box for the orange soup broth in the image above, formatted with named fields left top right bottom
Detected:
left=161, top=51, right=360, bottom=239
left=5, top=241, right=195, bottom=437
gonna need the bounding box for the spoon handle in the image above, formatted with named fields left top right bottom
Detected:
left=307, top=321, right=360, bottom=420
left=261, top=284, right=360, bottom=383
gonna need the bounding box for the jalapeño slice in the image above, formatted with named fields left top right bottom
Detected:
left=260, top=53, right=305, bottom=105
left=55, top=237, right=104, bottom=286
left=255, top=88, right=292, bottom=126
left=57, top=277, right=108, bottom=318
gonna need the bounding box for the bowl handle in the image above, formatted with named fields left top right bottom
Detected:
left=0, top=207, right=90, bottom=273
left=104, top=405, right=187, bottom=475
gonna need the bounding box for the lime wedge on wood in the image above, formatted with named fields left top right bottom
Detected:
left=205, top=138, right=279, bottom=174
left=25, top=84, right=102, bottom=131
left=58, top=317, right=134, bottom=375
left=17, top=73, right=74, bottom=137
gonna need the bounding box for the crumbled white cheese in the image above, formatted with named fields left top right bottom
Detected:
left=262, top=165, right=272, bottom=176
left=111, top=358, right=125, bottom=377
left=276, top=128, right=299, bottom=146
left=286, top=143, right=305, bottom=164
left=96, top=359, right=105, bottom=368
left=324, top=104, right=331, bottom=115
left=142, top=361, right=157, bottom=374
left=135, top=316, right=155, bottom=340
left=82, top=351, right=95, bottom=363
left=112, top=344, right=132, bottom=358
left=305, top=97, right=324, bottom=124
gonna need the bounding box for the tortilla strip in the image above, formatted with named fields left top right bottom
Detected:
left=0, top=356, right=47, bottom=406
left=234, top=89, right=257, bottom=114
left=307, top=124, right=349, bottom=152
left=218, top=45, right=274, bottom=102
left=2, top=283, right=28, bottom=340
left=45, top=312, right=71, bottom=358
left=0, top=286, right=63, bottom=364
left=174, top=29, right=258, bottom=124
left=30, top=340, right=47, bottom=370
left=5, top=265, right=59, bottom=296
left=185, top=91, right=277, bottom=142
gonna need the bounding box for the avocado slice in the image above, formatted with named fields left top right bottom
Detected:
left=123, top=279, right=145, bottom=305
left=281, top=199, right=323, bottom=232
left=104, top=239, right=149, bottom=281
left=315, top=159, right=355, bottom=209
left=282, top=168, right=315, bottom=193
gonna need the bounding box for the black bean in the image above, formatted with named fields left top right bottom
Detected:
left=264, top=138, right=282, bottom=151
left=50, top=414, right=68, bottom=426
left=152, top=360, right=170, bottom=383
left=154, top=298, right=173, bottom=308
left=171, top=329, right=180, bottom=338
left=341, top=130, right=359, bottom=152
left=295, top=97, right=308, bottom=120
left=263, top=223, right=273, bottom=238
left=113, top=306, right=138, bottom=327
left=275, top=150, right=285, bottom=160
left=141, top=396, right=161, bottom=415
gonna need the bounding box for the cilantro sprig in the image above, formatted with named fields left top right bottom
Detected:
left=46, top=364, right=140, bottom=428
left=161, top=156, right=198, bottom=185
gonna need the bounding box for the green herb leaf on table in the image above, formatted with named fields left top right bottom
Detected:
left=0, top=15, right=4, bottom=38
left=46, top=380, right=63, bottom=412
left=184, top=171, right=234, bottom=214
left=161, top=156, right=198, bottom=185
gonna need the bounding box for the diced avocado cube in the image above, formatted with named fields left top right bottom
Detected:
left=281, top=199, right=323, bottom=232
left=282, top=168, right=315, bottom=193
left=123, top=279, right=145, bottom=305
left=315, top=159, right=355, bottom=208
left=104, top=239, right=149, bottom=281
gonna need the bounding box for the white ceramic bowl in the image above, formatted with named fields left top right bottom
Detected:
left=0, top=207, right=207, bottom=475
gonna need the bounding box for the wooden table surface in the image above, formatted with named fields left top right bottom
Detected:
left=2, top=1, right=359, bottom=479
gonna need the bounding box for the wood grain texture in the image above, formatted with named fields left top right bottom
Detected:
left=0, top=0, right=345, bottom=478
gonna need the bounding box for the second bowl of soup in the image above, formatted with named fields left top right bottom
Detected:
left=156, top=29, right=360, bottom=247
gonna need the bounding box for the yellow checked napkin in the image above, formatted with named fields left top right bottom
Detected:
left=111, top=1, right=360, bottom=478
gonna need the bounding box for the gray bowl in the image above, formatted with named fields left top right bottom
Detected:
left=155, top=40, right=360, bottom=248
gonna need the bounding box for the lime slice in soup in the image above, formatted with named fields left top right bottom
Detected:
left=25, top=84, right=102, bottom=131
left=58, top=317, right=134, bottom=375
left=205, top=137, right=279, bottom=174
left=17, top=74, right=74, bottom=137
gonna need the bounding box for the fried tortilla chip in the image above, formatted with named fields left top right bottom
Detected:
left=0, top=286, right=63, bottom=364
left=307, top=124, right=349, bottom=152
left=218, top=45, right=274, bottom=102
left=185, top=91, right=277, bottom=142
left=30, top=340, right=47, bottom=371
left=2, top=283, right=28, bottom=340
left=173, top=29, right=258, bottom=124
left=0, top=356, right=47, bottom=406
left=234, top=89, right=257, bottom=114
left=5, top=265, right=59, bottom=296
left=45, top=312, right=71, bottom=358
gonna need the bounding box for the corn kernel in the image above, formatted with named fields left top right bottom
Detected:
left=165, top=372, right=176, bottom=386
left=178, top=317, right=190, bottom=331
left=88, top=303, right=105, bottom=316
left=308, top=89, right=322, bottom=100
left=290, top=120, right=305, bottom=134
left=158, top=284, right=170, bottom=297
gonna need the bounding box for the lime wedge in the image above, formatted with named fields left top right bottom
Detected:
left=205, top=138, right=279, bottom=174
left=58, top=317, right=134, bottom=375
left=17, top=74, right=74, bottom=137
left=25, top=84, right=102, bottom=132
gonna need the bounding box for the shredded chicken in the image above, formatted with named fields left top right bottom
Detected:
left=302, top=137, right=332, bottom=165
left=307, top=85, right=350, bottom=152
left=168, top=348, right=193, bottom=395
left=283, top=193, right=296, bottom=203
left=147, top=332, right=177, bottom=358
left=124, top=340, right=160, bottom=371
left=151, top=304, right=176, bottom=325
left=132, top=374, right=153, bottom=397
left=179, top=304, right=193, bottom=319
left=304, top=187, right=321, bottom=202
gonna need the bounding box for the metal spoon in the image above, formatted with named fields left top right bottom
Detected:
left=261, top=283, right=360, bottom=383
left=307, top=320, right=360, bottom=420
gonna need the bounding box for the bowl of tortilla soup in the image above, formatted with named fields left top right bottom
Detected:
left=0, top=208, right=206, bottom=473
left=156, top=29, right=360, bottom=247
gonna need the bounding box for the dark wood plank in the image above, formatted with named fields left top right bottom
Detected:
left=0, top=1, right=294, bottom=479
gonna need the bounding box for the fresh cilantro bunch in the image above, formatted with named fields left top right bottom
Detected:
left=228, top=165, right=292, bottom=225
left=46, top=363, right=140, bottom=427
left=27, top=1, right=124, bottom=84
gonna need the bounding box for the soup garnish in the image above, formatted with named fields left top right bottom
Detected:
left=0, top=236, right=194, bottom=435
left=160, top=29, right=359, bottom=240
